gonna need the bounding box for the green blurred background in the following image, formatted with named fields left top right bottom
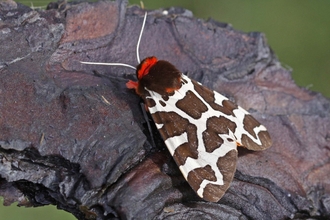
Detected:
left=2, top=0, right=329, bottom=219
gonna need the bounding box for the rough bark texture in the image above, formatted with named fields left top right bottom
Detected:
left=0, top=0, right=330, bottom=219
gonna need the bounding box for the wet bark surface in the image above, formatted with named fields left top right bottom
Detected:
left=0, top=0, right=329, bottom=219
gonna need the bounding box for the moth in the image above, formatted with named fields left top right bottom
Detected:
left=81, top=12, right=272, bottom=202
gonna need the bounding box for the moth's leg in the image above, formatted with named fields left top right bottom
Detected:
left=140, top=102, right=156, bottom=148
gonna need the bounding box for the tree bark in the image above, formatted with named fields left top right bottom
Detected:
left=0, top=0, right=329, bottom=219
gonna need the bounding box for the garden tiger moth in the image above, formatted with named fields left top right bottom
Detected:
left=81, top=12, right=272, bottom=202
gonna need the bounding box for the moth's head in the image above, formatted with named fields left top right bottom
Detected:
left=133, top=56, right=182, bottom=96
left=136, top=56, right=158, bottom=80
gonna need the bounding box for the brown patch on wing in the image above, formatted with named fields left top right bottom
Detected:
left=243, top=114, right=260, bottom=139
left=240, top=114, right=272, bottom=150
left=241, top=131, right=272, bottom=151
left=151, top=111, right=198, bottom=144
left=217, top=149, right=237, bottom=183
left=159, top=100, right=166, bottom=107
left=187, top=165, right=217, bottom=193
left=173, top=143, right=198, bottom=166
left=222, top=100, right=238, bottom=113
left=210, top=100, right=236, bottom=116
left=203, top=149, right=237, bottom=202
left=191, top=80, right=215, bottom=103
left=153, top=109, right=200, bottom=166
left=203, top=116, right=237, bottom=153
left=162, top=95, right=169, bottom=101
left=176, top=91, right=208, bottom=119
left=172, top=123, right=199, bottom=166
left=145, top=97, right=156, bottom=108
left=191, top=80, right=235, bottom=116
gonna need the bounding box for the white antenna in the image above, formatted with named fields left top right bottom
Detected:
left=79, top=61, right=136, bottom=70
left=136, top=12, right=147, bottom=63
left=80, top=12, right=148, bottom=69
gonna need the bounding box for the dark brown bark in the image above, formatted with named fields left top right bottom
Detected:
left=0, top=0, right=329, bottom=219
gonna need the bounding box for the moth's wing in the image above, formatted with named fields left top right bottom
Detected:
left=211, top=90, right=272, bottom=151
left=143, top=74, right=271, bottom=201
left=187, top=76, right=272, bottom=151
left=143, top=75, right=242, bottom=202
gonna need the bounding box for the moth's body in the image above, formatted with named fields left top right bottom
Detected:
left=126, top=57, right=272, bottom=202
